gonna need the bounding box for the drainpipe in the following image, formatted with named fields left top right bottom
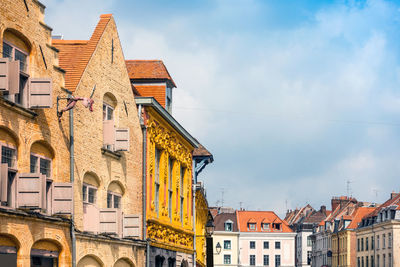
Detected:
left=193, top=165, right=197, bottom=267
left=69, top=94, right=76, bottom=267
left=138, top=104, right=149, bottom=267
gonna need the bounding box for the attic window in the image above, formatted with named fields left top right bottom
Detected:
left=224, top=221, right=233, bottom=231
left=273, top=223, right=281, bottom=231
left=262, top=223, right=270, bottom=230
left=248, top=223, right=256, bottom=230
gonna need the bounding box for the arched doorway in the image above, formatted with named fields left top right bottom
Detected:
left=77, top=255, right=103, bottom=267
left=0, top=234, right=19, bottom=267
left=114, top=258, right=134, bottom=267
left=30, top=239, right=60, bottom=267
left=155, top=255, right=165, bottom=267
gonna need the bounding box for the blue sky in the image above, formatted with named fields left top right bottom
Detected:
left=42, top=0, right=400, bottom=216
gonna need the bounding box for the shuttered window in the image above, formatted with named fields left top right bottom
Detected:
left=114, top=128, right=129, bottom=151
left=52, top=182, right=73, bottom=214
left=123, top=214, right=140, bottom=238
left=28, top=78, right=52, bottom=108
left=0, top=58, right=9, bottom=91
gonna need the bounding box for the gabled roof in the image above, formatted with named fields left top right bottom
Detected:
left=347, top=207, right=376, bottom=229
left=126, top=60, right=176, bottom=87
left=237, top=211, right=293, bottom=233
left=214, top=212, right=238, bottom=232
left=52, top=14, right=112, bottom=92
left=364, top=193, right=400, bottom=218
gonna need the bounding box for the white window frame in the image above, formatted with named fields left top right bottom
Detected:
left=225, top=221, right=233, bottom=231
left=82, top=183, right=97, bottom=204
left=224, top=240, right=231, bottom=250
left=103, top=102, right=114, bottom=121
left=0, top=142, right=17, bottom=208
left=248, top=223, right=256, bottom=230
left=107, top=191, right=121, bottom=209
left=223, top=254, right=231, bottom=265
left=1, top=142, right=17, bottom=169
left=30, top=152, right=52, bottom=178
left=262, top=223, right=270, bottom=231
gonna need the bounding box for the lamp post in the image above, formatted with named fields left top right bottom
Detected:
left=204, top=218, right=215, bottom=267
left=215, top=242, right=222, bottom=255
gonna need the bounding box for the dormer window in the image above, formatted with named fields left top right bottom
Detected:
left=248, top=223, right=256, bottom=230
left=273, top=223, right=281, bottom=231
left=225, top=221, right=233, bottom=231
left=262, top=223, right=270, bottom=231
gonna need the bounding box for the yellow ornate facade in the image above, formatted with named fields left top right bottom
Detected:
left=145, top=107, right=194, bottom=254
left=195, top=187, right=209, bottom=267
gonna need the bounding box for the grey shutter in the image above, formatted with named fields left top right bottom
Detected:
left=83, top=204, right=100, bottom=233
left=99, top=208, right=121, bottom=235
left=28, top=78, right=53, bottom=108
left=123, top=214, right=140, bottom=238
left=8, top=60, right=20, bottom=94
left=114, top=128, right=129, bottom=151
left=0, top=163, right=8, bottom=202
left=52, top=182, right=73, bottom=214
left=103, top=120, right=115, bottom=146
left=0, top=58, right=9, bottom=91
left=17, top=173, right=45, bottom=209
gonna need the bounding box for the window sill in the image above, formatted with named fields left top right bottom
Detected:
left=101, top=148, right=121, bottom=159
left=0, top=98, right=37, bottom=118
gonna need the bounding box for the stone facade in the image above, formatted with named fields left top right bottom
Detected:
left=0, top=0, right=72, bottom=266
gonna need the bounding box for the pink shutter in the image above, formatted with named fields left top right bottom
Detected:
left=0, top=163, right=8, bottom=202
left=114, top=128, right=129, bottom=151
left=123, top=214, right=141, bottom=238
left=8, top=60, right=20, bottom=94
left=83, top=204, right=100, bottom=233
left=52, top=182, right=73, bottom=214
left=99, top=208, right=121, bottom=235
left=17, top=173, right=45, bottom=209
left=0, top=58, right=9, bottom=91
left=103, top=120, right=115, bottom=146
left=28, top=78, right=53, bottom=108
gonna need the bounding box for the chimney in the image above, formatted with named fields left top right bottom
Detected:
left=320, top=205, right=326, bottom=215
left=332, top=198, right=340, bottom=211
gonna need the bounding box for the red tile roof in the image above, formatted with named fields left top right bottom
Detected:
left=126, top=60, right=176, bottom=87
left=237, top=211, right=293, bottom=233
left=347, top=207, right=376, bottom=229
left=52, top=14, right=112, bottom=92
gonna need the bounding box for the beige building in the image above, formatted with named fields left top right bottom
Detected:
left=53, top=14, right=145, bottom=267
left=0, top=0, right=73, bottom=266
left=356, top=193, right=400, bottom=267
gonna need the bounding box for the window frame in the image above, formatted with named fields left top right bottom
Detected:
left=250, top=255, right=256, bottom=266
left=107, top=191, right=122, bottom=209
left=168, top=157, right=173, bottom=219
left=223, top=240, right=231, bottom=250
left=263, top=241, right=269, bottom=249
left=1, top=142, right=17, bottom=170
left=30, top=152, right=52, bottom=178
left=225, top=221, right=233, bottom=232
left=275, top=241, right=281, bottom=249
left=82, top=183, right=97, bottom=204
left=102, top=102, right=114, bottom=121
left=223, top=254, right=231, bottom=265
left=263, top=255, right=269, bottom=266
left=249, top=241, right=256, bottom=249
left=0, top=142, right=17, bottom=208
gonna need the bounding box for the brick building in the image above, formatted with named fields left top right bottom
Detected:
left=53, top=14, right=146, bottom=267
left=0, top=0, right=72, bottom=266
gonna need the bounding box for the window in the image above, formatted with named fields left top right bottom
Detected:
left=358, top=257, right=360, bottom=267
left=383, top=254, right=386, bottom=267
left=307, top=251, right=312, bottom=265
left=361, top=238, right=364, bottom=251
left=275, top=255, right=281, bottom=267
left=275, top=241, right=281, bottom=249
left=180, top=166, right=184, bottom=223
left=2, top=41, right=29, bottom=106
left=388, top=253, right=392, bottom=267
left=250, top=241, right=256, bottom=249
left=377, top=235, right=380, bottom=249
left=155, top=148, right=160, bottom=216
left=362, top=256, right=364, bottom=267
left=168, top=158, right=173, bottom=219
left=103, top=103, right=114, bottom=121
left=273, top=223, right=281, bottom=231
left=264, top=241, right=269, bottom=249
left=372, top=236, right=375, bottom=249
left=224, top=255, right=231, bottom=264
left=30, top=154, right=51, bottom=177
left=166, top=87, right=172, bottom=113
left=225, top=221, right=233, bottom=231
left=224, top=240, right=231, bottom=250
left=103, top=102, right=115, bottom=150
left=248, top=223, right=256, bottom=230
left=377, top=255, right=380, bottom=267
left=82, top=184, right=96, bottom=204
left=1, top=146, right=16, bottom=168
left=307, top=236, right=312, bottom=246
left=263, top=255, right=269, bottom=266
left=366, top=237, right=369, bottom=250
left=367, top=256, right=369, bottom=267
left=262, top=223, right=270, bottom=230
left=388, top=233, right=392, bottom=248
left=250, top=255, right=256, bottom=266
left=371, top=256, right=374, bottom=267
left=383, top=234, right=386, bottom=249
left=107, top=192, right=121, bottom=209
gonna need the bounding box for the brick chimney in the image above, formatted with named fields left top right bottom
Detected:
left=320, top=205, right=326, bottom=215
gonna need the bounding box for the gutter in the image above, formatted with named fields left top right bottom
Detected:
left=138, top=104, right=149, bottom=267
left=69, top=92, right=76, bottom=267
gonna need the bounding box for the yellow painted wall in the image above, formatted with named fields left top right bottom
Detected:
left=195, top=189, right=208, bottom=267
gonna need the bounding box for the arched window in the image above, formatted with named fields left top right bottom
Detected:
left=82, top=172, right=100, bottom=205
left=77, top=255, right=103, bottom=267
left=30, top=141, right=54, bottom=178
left=114, top=258, right=134, bottom=267
left=0, top=234, right=19, bottom=267
left=31, top=239, right=61, bottom=267
left=0, top=127, right=18, bottom=208
left=107, top=181, right=123, bottom=209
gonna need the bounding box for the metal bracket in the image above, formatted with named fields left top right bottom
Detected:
left=56, top=95, right=71, bottom=116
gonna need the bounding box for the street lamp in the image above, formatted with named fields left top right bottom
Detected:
left=205, top=219, right=215, bottom=236
left=215, top=242, right=222, bottom=255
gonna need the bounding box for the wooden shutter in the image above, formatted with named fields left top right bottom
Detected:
left=0, top=164, right=8, bottom=202
left=52, top=182, right=73, bottom=214
left=8, top=60, right=20, bottom=94
left=17, top=173, right=45, bottom=209
left=115, top=128, right=129, bottom=151
left=99, top=208, right=121, bottom=235
left=103, top=120, right=115, bottom=146
left=0, top=58, right=9, bottom=91
left=123, top=214, right=141, bottom=238
left=83, top=204, right=100, bottom=233
left=28, top=78, right=53, bottom=108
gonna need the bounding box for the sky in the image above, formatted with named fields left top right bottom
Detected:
left=42, top=0, right=400, bottom=217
